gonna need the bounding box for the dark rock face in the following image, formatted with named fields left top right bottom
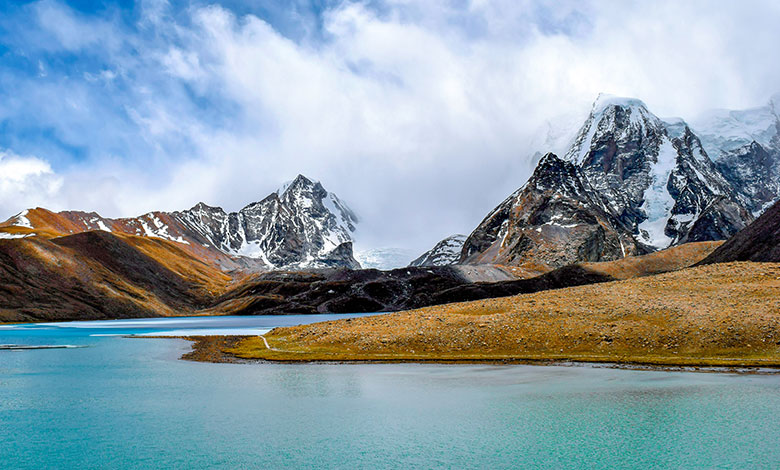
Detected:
left=210, top=264, right=615, bottom=316
left=460, top=153, right=642, bottom=270
left=410, top=235, right=466, bottom=267
left=698, top=200, right=780, bottom=264
left=715, top=142, right=780, bottom=215
left=316, top=242, right=361, bottom=269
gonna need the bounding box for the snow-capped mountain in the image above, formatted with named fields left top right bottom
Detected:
left=176, top=175, right=359, bottom=268
left=410, top=234, right=467, bottom=267
left=681, top=95, right=780, bottom=216
left=458, top=94, right=758, bottom=269
left=564, top=94, right=750, bottom=249
left=714, top=142, right=780, bottom=215
left=2, top=175, right=360, bottom=270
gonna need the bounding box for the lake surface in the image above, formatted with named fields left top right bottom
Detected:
left=2, top=315, right=780, bottom=469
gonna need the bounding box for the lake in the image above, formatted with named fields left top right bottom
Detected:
left=2, top=315, right=780, bottom=469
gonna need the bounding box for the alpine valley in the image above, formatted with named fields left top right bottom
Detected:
left=2, top=94, right=780, bottom=330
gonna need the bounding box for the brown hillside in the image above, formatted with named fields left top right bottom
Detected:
left=0, top=231, right=229, bottom=322
left=0, top=208, right=245, bottom=270
left=227, top=262, right=780, bottom=367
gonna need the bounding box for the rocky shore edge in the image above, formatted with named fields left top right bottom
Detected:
left=172, top=335, right=780, bottom=374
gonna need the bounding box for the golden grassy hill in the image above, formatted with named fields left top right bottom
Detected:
left=226, top=261, right=780, bottom=367
left=581, top=241, right=723, bottom=279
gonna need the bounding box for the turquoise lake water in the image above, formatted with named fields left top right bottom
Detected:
left=2, top=315, right=780, bottom=469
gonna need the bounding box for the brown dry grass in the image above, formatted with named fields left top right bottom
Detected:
left=492, top=241, right=721, bottom=280
left=582, top=241, right=723, bottom=279
left=226, top=262, right=780, bottom=367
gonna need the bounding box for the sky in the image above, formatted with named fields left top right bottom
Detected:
left=0, top=0, right=779, bottom=254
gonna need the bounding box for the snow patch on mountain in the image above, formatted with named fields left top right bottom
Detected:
left=138, top=214, right=190, bottom=245
left=662, top=117, right=688, bottom=140
left=567, top=94, right=658, bottom=165
left=11, top=210, right=32, bottom=229
left=637, top=139, right=677, bottom=248
left=410, top=234, right=467, bottom=267
left=0, top=231, right=31, bottom=239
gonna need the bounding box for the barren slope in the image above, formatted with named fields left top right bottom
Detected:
left=0, top=231, right=230, bottom=322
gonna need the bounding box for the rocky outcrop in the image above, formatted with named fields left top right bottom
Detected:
left=410, top=235, right=466, bottom=267
left=459, top=153, right=642, bottom=270
left=206, top=264, right=615, bottom=316
left=715, top=141, right=780, bottom=215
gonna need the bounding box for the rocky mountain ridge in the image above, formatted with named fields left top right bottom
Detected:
left=410, top=234, right=467, bottom=267
left=1, top=175, right=360, bottom=270
left=459, top=152, right=641, bottom=270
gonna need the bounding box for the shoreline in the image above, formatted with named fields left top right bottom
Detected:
left=170, top=335, right=780, bottom=374
left=134, top=335, right=250, bottom=363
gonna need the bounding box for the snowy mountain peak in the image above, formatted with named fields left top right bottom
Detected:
left=4, top=177, right=361, bottom=271
left=275, top=174, right=310, bottom=195
left=558, top=94, right=751, bottom=250
left=189, top=202, right=225, bottom=215
left=229, top=176, right=358, bottom=268
left=565, top=94, right=664, bottom=166
left=591, top=94, right=648, bottom=115
left=284, top=173, right=316, bottom=191
left=459, top=93, right=757, bottom=270
left=536, top=151, right=565, bottom=168
left=525, top=153, right=593, bottom=199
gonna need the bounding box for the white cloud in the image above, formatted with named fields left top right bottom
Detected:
left=33, top=0, right=122, bottom=52
left=2, top=0, right=780, bottom=253
left=0, top=150, right=63, bottom=217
